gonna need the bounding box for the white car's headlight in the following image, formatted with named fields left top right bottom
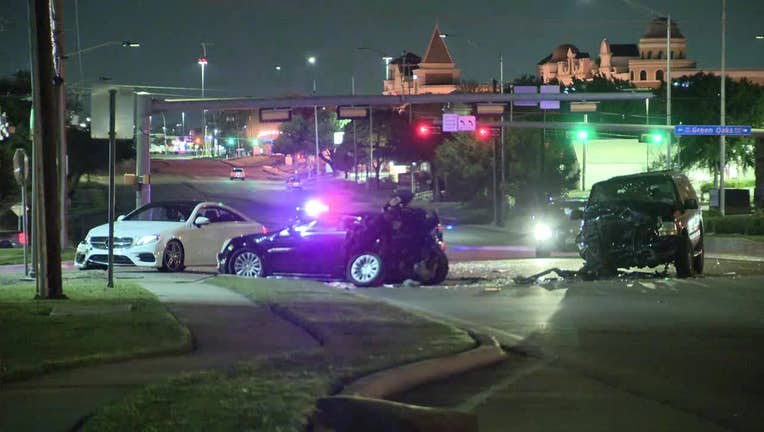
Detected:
left=534, top=222, right=553, bottom=241
left=135, top=234, right=161, bottom=246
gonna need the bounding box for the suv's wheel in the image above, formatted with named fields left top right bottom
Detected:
left=160, top=240, right=185, bottom=272
left=229, top=249, right=265, bottom=278
left=675, top=233, right=695, bottom=278
left=346, top=253, right=384, bottom=287
left=692, top=235, right=704, bottom=275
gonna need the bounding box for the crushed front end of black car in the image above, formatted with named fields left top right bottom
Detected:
left=577, top=202, right=681, bottom=275
left=575, top=171, right=704, bottom=278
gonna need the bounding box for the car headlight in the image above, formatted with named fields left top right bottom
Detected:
left=657, top=220, right=678, bottom=236
left=534, top=222, right=553, bottom=241
left=134, top=234, right=161, bottom=246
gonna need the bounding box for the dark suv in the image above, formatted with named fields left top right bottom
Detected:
left=574, top=171, right=703, bottom=278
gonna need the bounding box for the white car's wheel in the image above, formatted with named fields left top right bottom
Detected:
left=230, top=249, right=265, bottom=278
left=346, top=253, right=384, bottom=287
left=160, top=240, right=185, bottom=272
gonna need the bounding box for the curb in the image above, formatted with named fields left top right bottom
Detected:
left=341, top=333, right=506, bottom=399
left=313, top=395, right=478, bottom=432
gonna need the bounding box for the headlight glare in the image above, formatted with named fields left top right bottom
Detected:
left=534, top=223, right=553, bottom=241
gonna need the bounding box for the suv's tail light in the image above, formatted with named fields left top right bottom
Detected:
left=261, top=226, right=269, bottom=234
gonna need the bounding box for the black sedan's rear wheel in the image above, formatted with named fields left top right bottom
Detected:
left=229, top=249, right=266, bottom=278
left=346, top=253, right=384, bottom=287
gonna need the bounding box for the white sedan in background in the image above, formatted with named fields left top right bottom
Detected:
left=75, top=201, right=266, bottom=272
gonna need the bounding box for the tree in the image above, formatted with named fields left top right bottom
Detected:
left=273, top=108, right=341, bottom=171
left=0, top=72, right=32, bottom=215
left=666, top=74, right=764, bottom=180
left=435, top=132, right=493, bottom=202
left=342, top=108, right=425, bottom=187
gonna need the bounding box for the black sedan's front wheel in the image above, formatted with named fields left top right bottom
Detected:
left=229, top=249, right=266, bottom=278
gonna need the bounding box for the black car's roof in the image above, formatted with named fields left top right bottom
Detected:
left=596, top=170, right=685, bottom=184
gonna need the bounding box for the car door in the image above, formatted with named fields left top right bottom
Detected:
left=265, top=226, right=307, bottom=274
left=290, top=217, right=348, bottom=276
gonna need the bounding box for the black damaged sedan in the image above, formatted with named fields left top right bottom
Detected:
left=574, top=171, right=704, bottom=278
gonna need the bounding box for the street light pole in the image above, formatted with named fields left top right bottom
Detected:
left=307, top=56, right=320, bottom=178
left=666, top=14, right=672, bottom=168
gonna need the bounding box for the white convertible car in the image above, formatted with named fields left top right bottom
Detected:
left=75, top=201, right=265, bottom=272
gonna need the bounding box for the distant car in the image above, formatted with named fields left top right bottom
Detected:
left=286, top=176, right=303, bottom=190
left=0, top=239, right=16, bottom=248
left=532, top=199, right=586, bottom=258
left=75, top=201, right=265, bottom=272
left=230, top=167, right=246, bottom=181
left=574, top=170, right=704, bottom=278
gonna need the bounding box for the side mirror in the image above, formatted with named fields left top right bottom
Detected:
left=194, top=216, right=211, bottom=226
left=116, top=215, right=125, bottom=221
left=570, top=209, right=584, bottom=220
left=684, top=198, right=699, bottom=210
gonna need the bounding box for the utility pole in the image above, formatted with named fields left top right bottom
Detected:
left=497, top=53, right=505, bottom=226
left=54, top=0, right=68, bottom=249
left=719, top=0, right=727, bottom=216
left=30, top=0, right=64, bottom=299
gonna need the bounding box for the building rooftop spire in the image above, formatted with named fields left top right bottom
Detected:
left=422, top=24, right=455, bottom=64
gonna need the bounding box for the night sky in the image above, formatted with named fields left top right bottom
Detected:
left=1, top=0, right=762, bottom=100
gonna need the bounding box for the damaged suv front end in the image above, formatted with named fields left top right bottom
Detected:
left=575, top=171, right=704, bottom=278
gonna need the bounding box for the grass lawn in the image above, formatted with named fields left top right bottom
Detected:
left=0, top=247, right=76, bottom=266
left=0, top=273, right=191, bottom=382
left=85, top=277, right=474, bottom=432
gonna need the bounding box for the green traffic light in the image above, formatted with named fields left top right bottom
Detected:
left=226, top=137, right=236, bottom=146
left=576, top=129, right=589, bottom=140
left=650, top=133, right=663, bottom=144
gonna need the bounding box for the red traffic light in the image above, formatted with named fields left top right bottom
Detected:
left=476, top=126, right=491, bottom=140
left=415, top=122, right=431, bottom=138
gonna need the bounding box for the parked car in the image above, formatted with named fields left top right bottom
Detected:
left=286, top=176, right=303, bottom=190
left=218, top=197, right=448, bottom=286
left=75, top=201, right=265, bottom=272
left=230, top=167, right=246, bottom=180
left=573, top=171, right=703, bottom=278
left=531, top=198, right=586, bottom=257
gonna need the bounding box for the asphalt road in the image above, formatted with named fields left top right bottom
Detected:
left=358, top=258, right=764, bottom=432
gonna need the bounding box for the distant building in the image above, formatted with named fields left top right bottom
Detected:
left=539, top=17, right=764, bottom=87
left=383, top=25, right=461, bottom=95
left=537, top=44, right=595, bottom=85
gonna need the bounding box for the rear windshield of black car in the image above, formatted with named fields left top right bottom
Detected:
left=590, top=177, right=679, bottom=205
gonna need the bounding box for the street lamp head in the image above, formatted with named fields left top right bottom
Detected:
left=756, top=34, right=764, bottom=40
left=307, top=56, right=317, bottom=65
left=121, top=41, right=140, bottom=48
left=275, top=65, right=282, bottom=71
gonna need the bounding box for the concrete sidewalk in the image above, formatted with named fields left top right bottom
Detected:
left=0, top=274, right=317, bottom=432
